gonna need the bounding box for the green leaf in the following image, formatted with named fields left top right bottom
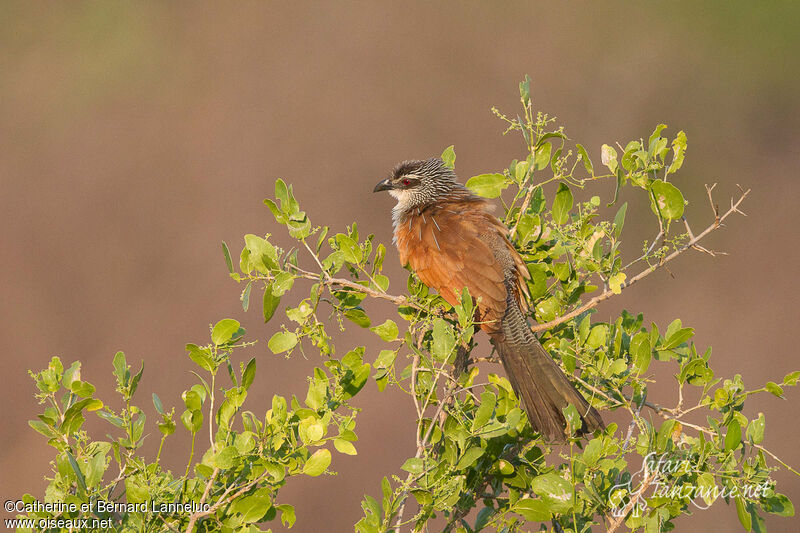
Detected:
left=735, top=497, right=752, bottom=531
left=562, top=404, right=581, bottom=436
left=84, top=446, right=110, bottom=488
left=586, top=324, right=608, bottom=349
left=66, top=451, right=88, bottom=494
left=235, top=431, right=257, bottom=454
left=334, top=438, right=358, bottom=455
left=186, top=344, right=214, bottom=372
left=336, top=234, right=362, bottom=264
left=656, top=419, right=676, bottom=452
left=465, top=173, right=508, bottom=198
left=650, top=180, right=685, bottom=220
left=299, top=416, right=324, bottom=442
left=725, top=418, right=742, bottom=451
left=182, top=389, right=203, bottom=411
left=515, top=160, right=529, bottom=183
left=432, top=318, right=456, bottom=361
left=668, top=131, right=687, bottom=174
left=456, top=446, right=484, bottom=469
left=472, top=392, right=497, bottom=431
left=576, top=143, right=593, bottom=175
left=303, top=448, right=331, bottom=476
left=242, top=358, right=256, bottom=391
left=305, top=371, right=328, bottom=411
left=766, top=381, right=784, bottom=398
left=181, top=409, right=203, bottom=433
left=609, top=273, right=626, bottom=295
left=370, top=319, right=399, bottom=342
left=441, top=145, right=456, bottom=169
left=263, top=284, right=281, bottom=323
left=696, top=472, right=718, bottom=506
left=212, top=318, right=241, bottom=346
left=277, top=504, right=297, bottom=528
left=783, top=371, right=800, bottom=386
left=274, top=178, right=299, bottom=215
left=70, top=380, right=96, bottom=398
left=630, top=332, right=652, bottom=374
left=410, top=489, right=433, bottom=506
left=96, top=410, right=125, bottom=428
left=648, top=123, right=667, bottom=149
left=345, top=308, right=371, bottom=328
left=608, top=167, right=624, bottom=207
left=601, top=144, right=618, bottom=173
left=613, top=202, right=627, bottom=238
left=268, top=331, right=298, bottom=354
left=551, top=183, right=573, bottom=224
left=662, top=326, right=694, bottom=350
left=374, top=349, right=397, bottom=370
left=129, top=363, right=144, bottom=396
left=533, top=142, right=552, bottom=171
left=341, top=349, right=370, bottom=399
left=222, top=241, right=234, bottom=273
left=531, top=472, right=574, bottom=513
left=519, top=75, right=531, bottom=105
left=534, top=296, right=560, bottom=323
left=243, top=234, right=278, bottom=272
left=231, top=488, right=272, bottom=523
left=514, top=498, right=552, bottom=522
left=583, top=439, right=602, bottom=467
left=241, top=282, right=252, bottom=311
left=475, top=506, right=494, bottom=531
left=212, top=445, right=239, bottom=469
left=746, top=413, right=765, bottom=444
left=62, top=361, right=81, bottom=389
left=763, top=493, right=794, bottom=517
left=401, top=457, right=424, bottom=474
left=112, top=351, right=128, bottom=386
left=529, top=185, right=546, bottom=214
left=29, top=420, right=56, bottom=438
left=124, top=476, right=149, bottom=504
left=287, top=214, right=311, bottom=239
left=495, top=458, right=514, bottom=476
left=271, top=272, right=295, bottom=297
left=263, top=197, right=286, bottom=224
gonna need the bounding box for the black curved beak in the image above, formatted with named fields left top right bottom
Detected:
left=373, top=179, right=393, bottom=193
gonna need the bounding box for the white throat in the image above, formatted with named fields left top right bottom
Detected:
left=390, top=189, right=418, bottom=225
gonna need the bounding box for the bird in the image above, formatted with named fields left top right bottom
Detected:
left=373, top=157, right=604, bottom=442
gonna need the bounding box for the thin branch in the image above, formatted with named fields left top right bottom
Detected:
left=286, top=264, right=411, bottom=307
left=185, top=471, right=271, bottom=532
left=509, top=180, right=537, bottom=240
left=531, top=186, right=750, bottom=333
left=606, top=469, right=659, bottom=533
left=393, top=348, right=460, bottom=532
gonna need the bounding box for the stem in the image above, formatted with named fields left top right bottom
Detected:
left=209, top=373, right=216, bottom=453
left=184, top=432, right=196, bottom=478
left=156, top=435, right=167, bottom=464
left=185, top=471, right=271, bottom=532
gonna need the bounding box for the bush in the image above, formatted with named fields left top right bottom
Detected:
left=19, top=78, right=797, bottom=532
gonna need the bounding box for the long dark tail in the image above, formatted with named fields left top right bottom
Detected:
left=492, top=297, right=604, bottom=442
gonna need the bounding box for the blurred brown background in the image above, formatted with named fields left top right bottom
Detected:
left=2, top=2, right=799, bottom=532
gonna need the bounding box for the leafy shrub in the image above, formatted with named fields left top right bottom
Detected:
left=19, top=78, right=797, bottom=532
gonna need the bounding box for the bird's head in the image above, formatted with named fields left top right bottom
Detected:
left=373, top=157, right=464, bottom=212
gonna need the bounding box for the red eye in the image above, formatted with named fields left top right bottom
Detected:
left=401, top=178, right=411, bottom=186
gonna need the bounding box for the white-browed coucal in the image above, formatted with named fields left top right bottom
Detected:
left=374, top=157, right=604, bottom=441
